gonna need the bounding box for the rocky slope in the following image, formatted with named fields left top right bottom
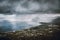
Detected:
left=0, top=23, right=60, bottom=40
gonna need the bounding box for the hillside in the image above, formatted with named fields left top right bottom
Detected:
left=0, top=23, right=60, bottom=40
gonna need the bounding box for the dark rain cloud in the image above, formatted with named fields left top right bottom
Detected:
left=0, top=0, right=12, bottom=14
left=0, top=0, right=59, bottom=14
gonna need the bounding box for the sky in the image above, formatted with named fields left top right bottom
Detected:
left=0, top=0, right=59, bottom=14
left=0, top=14, right=60, bottom=31
left=0, top=0, right=60, bottom=32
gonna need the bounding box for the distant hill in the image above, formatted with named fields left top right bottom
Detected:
left=0, top=20, right=13, bottom=32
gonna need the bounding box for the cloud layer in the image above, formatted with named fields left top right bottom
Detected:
left=0, top=0, right=60, bottom=32
left=0, top=0, right=59, bottom=14
left=0, top=14, right=60, bottom=32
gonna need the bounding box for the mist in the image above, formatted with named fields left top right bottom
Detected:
left=0, top=14, right=60, bottom=32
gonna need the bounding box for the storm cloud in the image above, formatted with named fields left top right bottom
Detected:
left=0, top=0, right=60, bottom=32
left=0, top=0, right=59, bottom=14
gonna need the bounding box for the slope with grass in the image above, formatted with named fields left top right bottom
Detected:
left=0, top=23, right=60, bottom=40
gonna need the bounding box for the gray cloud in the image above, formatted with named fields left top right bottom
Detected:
left=0, top=0, right=59, bottom=14
left=0, top=0, right=60, bottom=32
left=12, top=0, right=59, bottom=13
left=0, top=0, right=12, bottom=14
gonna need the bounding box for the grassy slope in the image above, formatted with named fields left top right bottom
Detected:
left=0, top=24, right=60, bottom=40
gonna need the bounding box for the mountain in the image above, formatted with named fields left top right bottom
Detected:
left=0, top=20, right=13, bottom=32
left=15, top=22, right=33, bottom=30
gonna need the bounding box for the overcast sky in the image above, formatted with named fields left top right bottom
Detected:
left=0, top=0, right=60, bottom=31
left=0, top=0, right=59, bottom=14
left=0, top=14, right=60, bottom=31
